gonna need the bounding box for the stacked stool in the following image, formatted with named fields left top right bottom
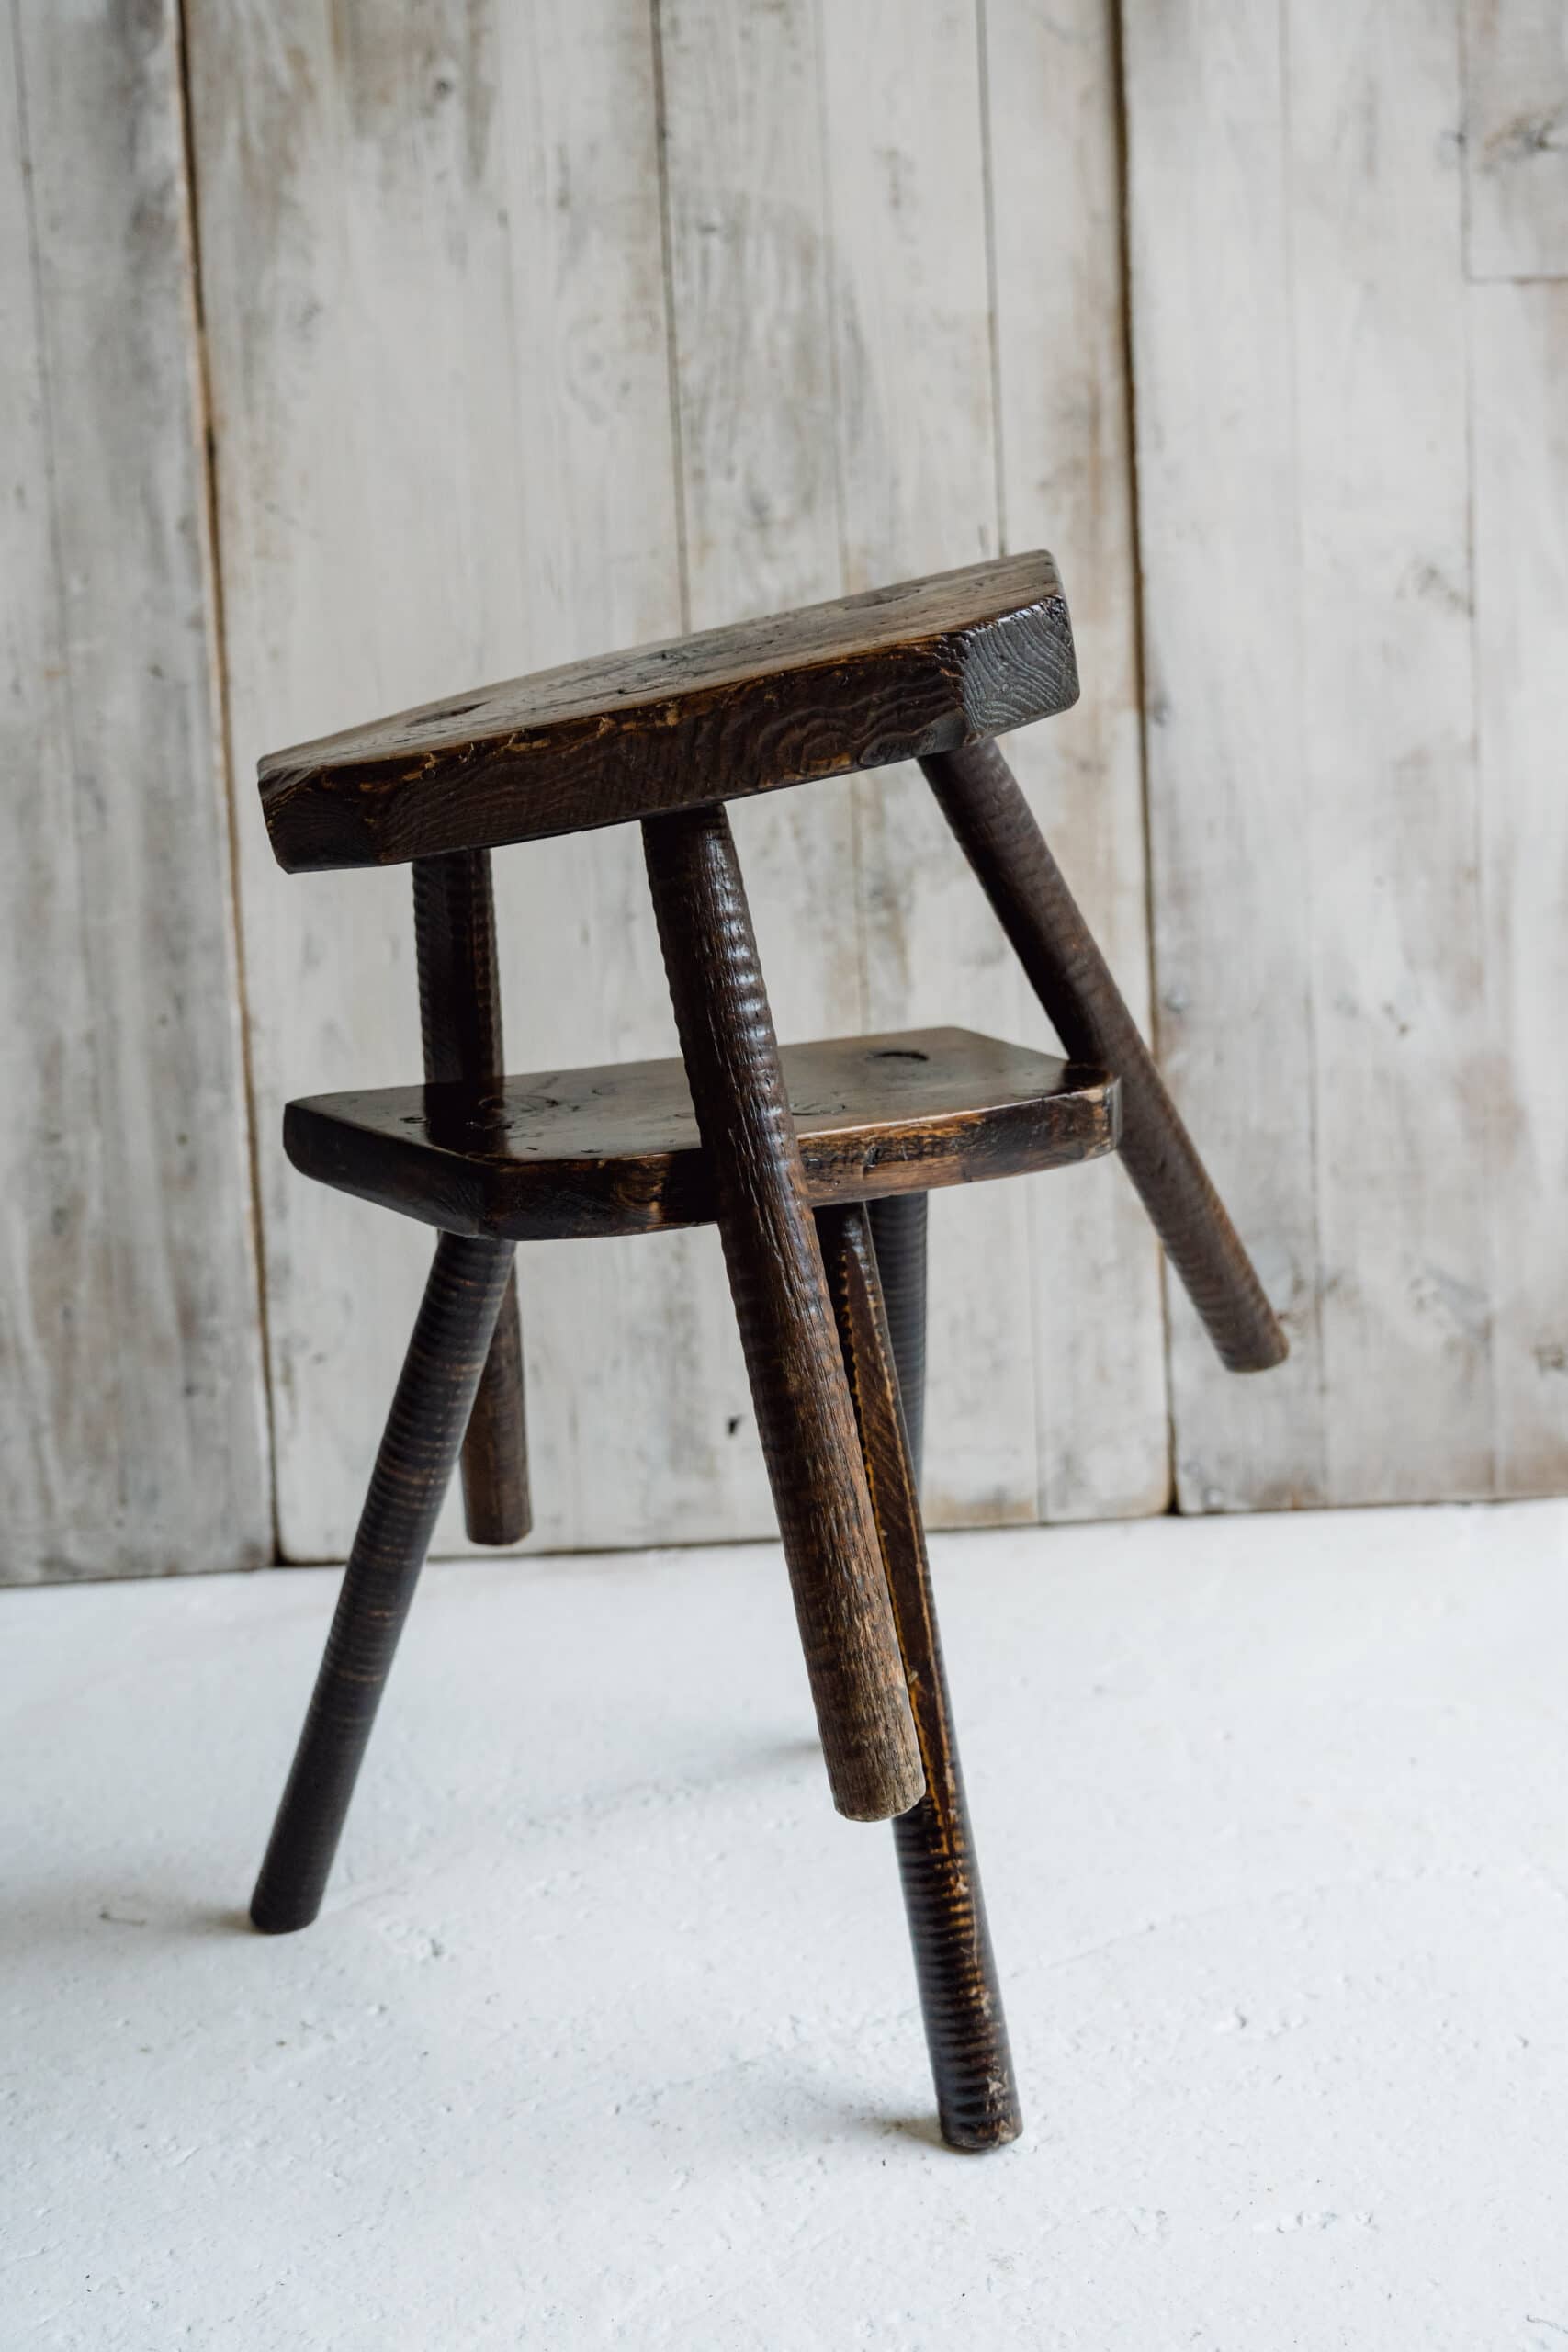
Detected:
left=245, top=552, right=1285, bottom=2152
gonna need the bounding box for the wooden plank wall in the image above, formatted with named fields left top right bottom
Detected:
left=1, top=0, right=268, bottom=1581
left=183, top=0, right=1166, bottom=1560
left=5, top=1, right=1565, bottom=1577
left=1124, top=0, right=1568, bottom=1511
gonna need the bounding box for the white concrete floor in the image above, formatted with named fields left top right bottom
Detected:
left=5, top=1503, right=1567, bottom=2349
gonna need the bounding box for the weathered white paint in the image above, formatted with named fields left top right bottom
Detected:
left=1123, top=0, right=1325, bottom=1510
left=1472, top=284, right=1568, bottom=1492
left=983, top=0, right=1170, bottom=1520
left=7, top=1503, right=1568, bottom=2337
left=186, top=0, right=693, bottom=1559
left=1463, top=0, right=1568, bottom=277
left=0, top=0, right=268, bottom=1581
left=11, top=1, right=1567, bottom=1575
left=818, top=0, right=1043, bottom=1526
left=1128, top=0, right=1500, bottom=1509
left=658, top=0, right=854, bottom=1547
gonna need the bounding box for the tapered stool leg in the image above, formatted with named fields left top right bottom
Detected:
left=250, top=1232, right=515, bottom=1934
left=868, top=1193, right=929, bottom=1484
left=920, top=740, right=1288, bottom=1374
left=643, top=804, right=922, bottom=1826
left=818, top=1201, right=1021, bottom=2151
left=413, top=850, right=531, bottom=1544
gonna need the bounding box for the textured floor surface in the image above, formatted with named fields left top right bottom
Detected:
left=5, top=1501, right=1567, bottom=2349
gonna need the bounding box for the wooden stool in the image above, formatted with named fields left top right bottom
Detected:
left=248, top=553, right=1286, bottom=2153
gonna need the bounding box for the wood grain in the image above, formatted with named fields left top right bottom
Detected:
left=250, top=1232, right=515, bottom=1933
left=983, top=0, right=1171, bottom=1520
left=1124, top=0, right=1494, bottom=1508
left=643, top=805, right=922, bottom=1824
left=1463, top=0, right=1568, bottom=279
left=258, top=555, right=1077, bottom=873
left=283, top=1028, right=1117, bottom=1242
left=655, top=0, right=863, bottom=1554
left=923, top=742, right=1286, bottom=1375
left=868, top=1194, right=930, bottom=1485
left=818, top=1202, right=1021, bottom=2153
left=1123, top=0, right=1322, bottom=1510
left=412, top=852, right=530, bottom=1544
left=1287, top=0, right=1490, bottom=1503
left=186, top=0, right=690, bottom=1561
left=0, top=0, right=268, bottom=1582
left=1472, top=283, right=1568, bottom=1493
left=818, top=2, right=1043, bottom=1530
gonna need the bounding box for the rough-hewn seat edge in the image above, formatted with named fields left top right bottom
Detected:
left=282, top=1057, right=1120, bottom=1243
left=258, top=564, right=1078, bottom=873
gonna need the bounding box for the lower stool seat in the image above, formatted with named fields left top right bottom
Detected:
left=284, top=1026, right=1120, bottom=1242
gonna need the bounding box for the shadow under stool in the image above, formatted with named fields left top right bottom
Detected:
left=246, top=551, right=1287, bottom=2154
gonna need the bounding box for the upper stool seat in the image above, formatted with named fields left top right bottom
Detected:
left=258, top=552, right=1077, bottom=871
left=285, top=1027, right=1119, bottom=1243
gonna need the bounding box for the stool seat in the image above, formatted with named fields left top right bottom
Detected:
left=285, top=1026, right=1118, bottom=1243
left=259, top=553, right=1077, bottom=872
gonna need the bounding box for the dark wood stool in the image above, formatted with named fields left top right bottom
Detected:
left=248, top=553, right=1285, bottom=2154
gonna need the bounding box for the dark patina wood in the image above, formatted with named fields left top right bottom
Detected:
left=283, top=1028, right=1119, bottom=1245
left=818, top=1203, right=1021, bottom=2153
left=412, top=850, right=530, bottom=1544
left=258, top=554, right=1078, bottom=872
left=920, top=739, right=1288, bottom=1375
left=867, top=1193, right=930, bottom=1485
left=250, top=1232, right=514, bottom=1934
left=642, top=804, right=923, bottom=1826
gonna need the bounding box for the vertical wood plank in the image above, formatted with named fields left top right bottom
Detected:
left=818, top=0, right=1041, bottom=1527
left=0, top=0, right=268, bottom=1581
left=187, top=0, right=692, bottom=1557
left=982, top=0, right=1169, bottom=1520
left=1472, top=283, right=1568, bottom=1492
left=1123, top=0, right=1325, bottom=1510
left=1290, top=0, right=1490, bottom=1502
left=1127, top=0, right=1492, bottom=1508
left=1462, top=0, right=1568, bottom=279
left=655, top=0, right=850, bottom=1544
left=659, top=0, right=859, bottom=1055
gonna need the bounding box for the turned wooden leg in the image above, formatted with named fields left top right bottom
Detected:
left=818, top=1201, right=1021, bottom=2152
left=412, top=850, right=531, bottom=1544
left=642, top=804, right=923, bottom=1826
left=250, top=1232, right=515, bottom=1934
left=920, top=740, right=1288, bottom=1374
left=868, top=1193, right=929, bottom=1484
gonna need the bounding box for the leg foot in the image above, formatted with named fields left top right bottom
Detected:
left=818, top=1201, right=1022, bottom=2151
left=250, top=1232, right=514, bottom=1934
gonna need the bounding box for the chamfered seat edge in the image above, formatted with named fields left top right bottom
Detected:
left=258, top=552, right=1079, bottom=873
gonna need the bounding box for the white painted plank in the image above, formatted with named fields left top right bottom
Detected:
left=187, top=1, right=695, bottom=1557
left=1463, top=0, right=1568, bottom=278
left=1128, top=0, right=1493, bottom=1508
left=1123, top=0, right=1326, bottom=1510
left=0, top=0, right=268, bottom=1581
left=1472, top=283, right=1568, bottom=1491
left=1289, top=0, right=1491, bottom=1502
left=818, top=0, right=1043, bottom=1527
left=982, top=0, right=1169, bottom=1520
left=656, top=0, right=852, bottom=1545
